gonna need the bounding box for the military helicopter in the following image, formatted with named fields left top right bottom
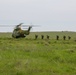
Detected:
left=0, top=23, right=37, bottom=38
left=12, top=23, right=32, bottom=38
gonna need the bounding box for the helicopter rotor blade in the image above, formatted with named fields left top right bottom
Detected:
left=0, top=23, right=40, bottom=28
left=22, top=25, right=40, bottom=27
left=0, top=25, right=17, bottom=27
left=0, top=23, right=23, bottom=27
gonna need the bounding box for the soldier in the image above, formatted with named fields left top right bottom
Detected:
left=47, top=35, right=49, bottom=39
left=63, top=36, right=66, bottom=40
left=35, top=35, right=38, bottom=39
left=56, top=35, right=59, bottom=40
left=68, top=36, right=71, bottom=40
left=41, top=35, right=44, bottom=39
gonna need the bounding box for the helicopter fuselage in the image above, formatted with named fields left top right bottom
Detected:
left=12, top=24, right=32, bottom=38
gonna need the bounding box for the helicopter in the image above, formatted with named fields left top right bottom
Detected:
left=12, top=23, right=32, bottom=38
left=0, top=23, right=37, bottom=38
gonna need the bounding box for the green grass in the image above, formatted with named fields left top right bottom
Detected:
left=0, top=32, right=76, bottom=75
left=0, top=31, right=76, bottom=39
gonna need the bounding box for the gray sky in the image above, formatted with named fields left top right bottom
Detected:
left=0, top=0, right=76, bottom=32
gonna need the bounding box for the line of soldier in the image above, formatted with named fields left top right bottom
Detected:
left=35, top=35, right=49, bottom=39
left=56, top=35, right=71, bottom=40
left=35, top=35, right=71, bottom=40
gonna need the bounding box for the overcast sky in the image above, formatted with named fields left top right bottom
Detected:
left=0, top=0, right=76, bottom=32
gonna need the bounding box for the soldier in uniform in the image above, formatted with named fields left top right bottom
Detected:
left=63, top=36, right=66, bottom=40
left=56, top=35, right=59, bottom=40
left=68, top=36, right=71, bottom=40
left=41, top=35, right=44, bottom=39
left=35, top=35, right=38, bottom=39
left=47, top=35, right=49, bottom=39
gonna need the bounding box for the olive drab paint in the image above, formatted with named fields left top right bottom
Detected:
left=12, top=23, right=32, bottom=38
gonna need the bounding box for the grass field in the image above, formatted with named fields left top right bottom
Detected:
left=0, top=32, right=76, bottom=75
left=0, top=31, right=76, bottom=39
